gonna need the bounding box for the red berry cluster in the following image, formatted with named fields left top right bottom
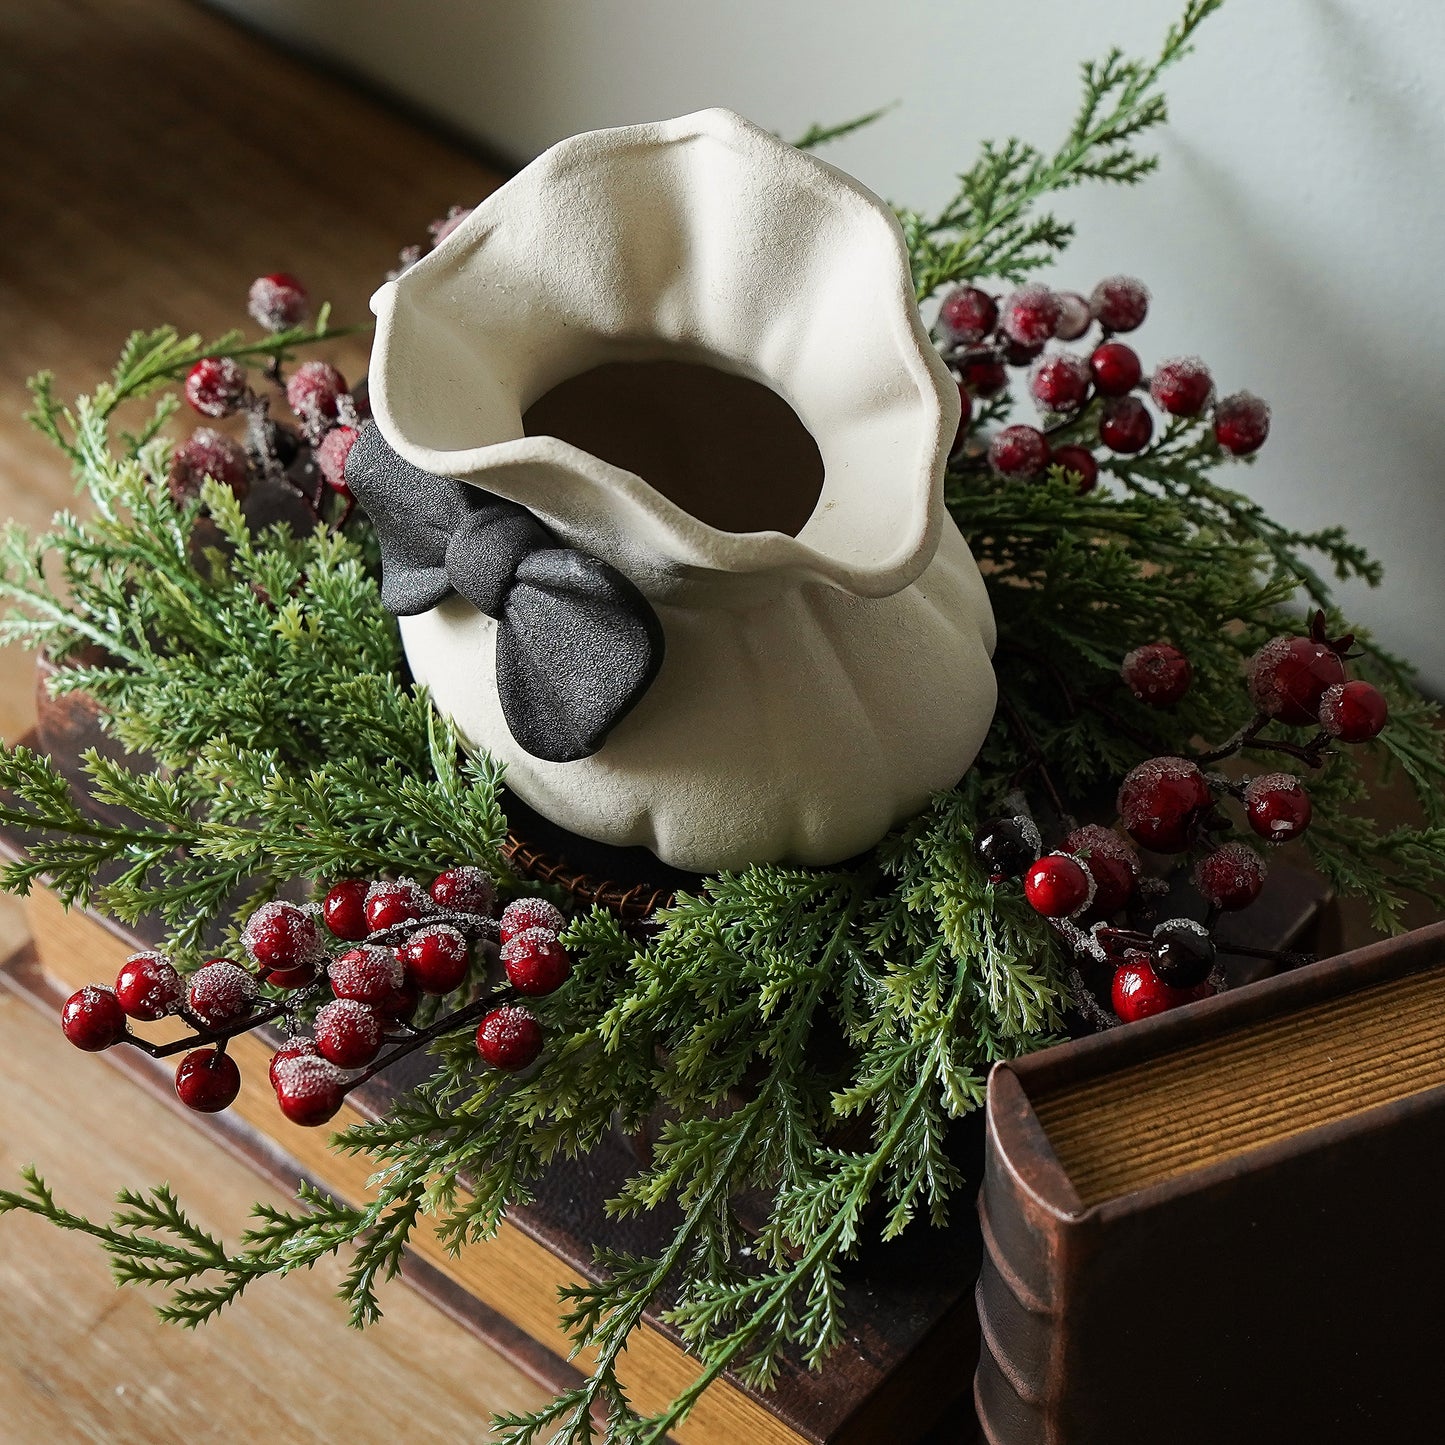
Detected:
left=59, top=866, right=571, bottom=1127
left=980, top=612, right=1389, bottom=1028
left=977, top=804, right=1238, bottom=1026
left=936, top=275, right=1269, bottom=490
left=170, top=271, right=363, bottom=526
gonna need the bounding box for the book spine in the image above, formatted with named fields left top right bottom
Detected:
left=973, top=1065, right=1082, bottom=1445
left=973, top=1164, right=1052, bottom=1442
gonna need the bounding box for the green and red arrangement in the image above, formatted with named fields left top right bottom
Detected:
left=3, top=4, right=1444, bottom=1441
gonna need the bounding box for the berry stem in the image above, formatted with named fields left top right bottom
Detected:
left=365, top=907, right=498, bottom=948
left=1065, top=962, right=1121, bottom=1029
left=1214, top=941, right=1314, bottom=969
left=1193, top=714, right=1268, bottom=764
left=1194, top=714, right=1333, bottom=769
left=343, top=985, right=514, bottom=1092
left=117, top=995, right=295, bottom=1059
left=998, top=688, right=1075, bottom=826
left=1098, top=924, right=1312, bottom=971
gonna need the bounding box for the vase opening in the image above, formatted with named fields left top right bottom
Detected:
left=522, top=359, right=825, bottom=538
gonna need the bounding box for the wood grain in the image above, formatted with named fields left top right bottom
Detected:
left=0, top=978, right=552, bottom=1442
left=0, top=1, right=544, bottom=1438
left=0, top=0, right=498, bottom=744
left=1033, top=963, right=1445, bottom=1203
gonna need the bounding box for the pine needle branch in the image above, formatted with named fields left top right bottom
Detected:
left=901, top=0, right=1224, bottom=293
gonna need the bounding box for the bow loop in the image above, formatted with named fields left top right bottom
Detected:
left=345, top=423, right=664, bottom=762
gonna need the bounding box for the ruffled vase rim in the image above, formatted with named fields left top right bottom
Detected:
left=368, top=107, right=959, bottom=601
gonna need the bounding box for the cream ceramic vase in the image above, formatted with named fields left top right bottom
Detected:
left=364, top=108, right=997, bottom=873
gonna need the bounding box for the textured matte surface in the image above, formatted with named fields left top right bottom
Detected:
left=366, top=107, right=999, bottom=871
left=348, top=422, right=664, bottom=761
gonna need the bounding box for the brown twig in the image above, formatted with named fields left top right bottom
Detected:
left=998, top=688, right=1073, bottom=824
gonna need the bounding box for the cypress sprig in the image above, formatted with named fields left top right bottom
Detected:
left=900, top=0, right=1224, bottom=295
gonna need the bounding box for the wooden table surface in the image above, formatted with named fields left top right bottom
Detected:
left=0, top=2, right=555, bottom=1440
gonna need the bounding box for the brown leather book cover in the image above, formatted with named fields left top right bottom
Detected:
left=976, top=919, right=1445, bottom=1444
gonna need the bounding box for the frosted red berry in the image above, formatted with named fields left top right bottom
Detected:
left=999, top=285, right=1062, bottom=347
left=476, top=1005, right=544, bottom=1071
left=168, top=428, right=250, bottom=503
left=268, top=1035, right=319, bottom=1091
left=1244, top=773, right=1312, bottom=843
left=1111, top=956, right=1207, bottom=1023
left=1053, top=291, right=1092, bottom=341
left=397, top=925, right=470, bottom=995
left=1117, top=756, right=1213, bottom=853
left=187, top=960, right=257, bottom=1028
left=1245, top=635, right=1347, bottom=725
left=242, top=900, right=324, bottom=973
left=1062, top=825, right=1138, bottom=915
left=501, top=927, right=572, bottom=996
left=328, top=944, right=403, bottom=1005
left=273, top=1053, right=346, bottom=1126
left=184, top=357, right=247, bottom=418
left=114, top=951, right=183, bottom=1021
left=1151, top=919, right=1216, bottom=989
left=429, top=866, right=496, bottom=916
left=1193, top=843, right=1267, bottom=911
left=1029, top=353, right=1091, bottom=412
left=1149, top=357, right=1213, bottom=417
left=270, top=956, right=321, bottom=989
left=285, top=361, right=348, bottom=431
left=175, top=1048, right=241, bottom=1112
left=1050, top=444, right=1099, bottom=493
left=1214, top=392, right=1270, bottom=455
left=316, top=425, right=359, bottom=497
left=1002, top=337, right=1045, bottom=368
left=314, top=998, right=384, bottom=1069
left=365, top=880, right=425, bottom=933
left=938, top=286, right=998, bottom=344
left=988, top=424, right=1050, bottom=479
left=499, top=898, right=566, bottom=946
left=1099, top=395, right=1153, bottom=454
left=1121, top=643, right=1192, bottom=707
left=322, top=879, right=370, bottom=940
left=1023, top=854, right=1093, bottom=918
left=958, top=357, right=1008, bottom=398
left=248, top=272, right=310, bottom=332
left=61, top=985, right=127, bottom=1051
left=1318, top=680, right=1388, bottom=742
left=1089, top=342, right=1142, bottom=397
left=1090, top=276, right=1149, bottom=333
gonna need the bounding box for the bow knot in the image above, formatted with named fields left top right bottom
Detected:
left=346, top=422, right=664, bottom=763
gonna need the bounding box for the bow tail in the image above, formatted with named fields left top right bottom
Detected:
left=496, top=550, right=665, bottom=763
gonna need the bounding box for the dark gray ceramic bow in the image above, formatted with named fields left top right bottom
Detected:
left=345, top=422, right=664, bottom=764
